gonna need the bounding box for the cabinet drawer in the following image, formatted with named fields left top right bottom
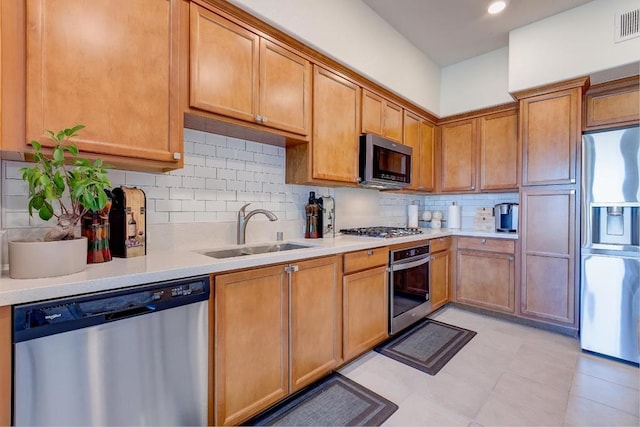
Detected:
left=457, top=237, right=515, bottom=254
left=429, top=236, right=451, bottom=253
left=343, top=247, right=388, bottom=274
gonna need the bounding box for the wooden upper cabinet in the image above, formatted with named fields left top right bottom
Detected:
left=584, top=75, right=639, bottom=131
left=190, top=3, right=258, bottom=122
left=189, top=2, right=310, bottom=137
left=312, top=66, right=361, bottom=183
left=1, top=0, right=25, bottom=151
left=361, top=89, right=403, bottom=143
left=515, top=78, right=588, bottom=186
left=440, top=119, right=477, bottom=192
left=479, top=109, right=518, bottom=190
left=26, top=0, right=184, bottom=170
left=404, top=110, right=435, bottom=191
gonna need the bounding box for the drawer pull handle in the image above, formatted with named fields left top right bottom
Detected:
left=367, top=250, right=374, bottom=256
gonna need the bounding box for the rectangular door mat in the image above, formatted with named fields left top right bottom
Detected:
left=375, top=319, right=476, bottom=375
left=246, top=373, right=398, bottom=426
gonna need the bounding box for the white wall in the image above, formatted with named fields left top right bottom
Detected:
left=228, top=0, right=441, bottom=115
left=509, top=0, right=640, bottom=92
left=440, top=47, right=513, bottom=116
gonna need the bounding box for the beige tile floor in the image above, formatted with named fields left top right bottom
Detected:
left=338, top=306, right=640, bottom=427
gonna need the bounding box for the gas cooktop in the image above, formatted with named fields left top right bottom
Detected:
left=339, top=226, right=423, bottom=238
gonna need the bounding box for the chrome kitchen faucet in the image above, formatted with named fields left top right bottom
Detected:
left=237, top=203, right=278, bottom=245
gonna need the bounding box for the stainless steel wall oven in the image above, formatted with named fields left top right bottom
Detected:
left=389, top=242, right=431, bottom=334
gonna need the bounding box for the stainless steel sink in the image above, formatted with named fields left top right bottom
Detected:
left=202, top=243, right=315, bottom=259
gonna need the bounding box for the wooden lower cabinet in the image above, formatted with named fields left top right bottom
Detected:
left=343, top=265, right=388, bottom=361
left=289, top=257, right=340, bottom=392
left=211, top=256, right=339, bottom=426
left=455, top=238, right=516, bottom=313
left=0, top=306, right=10, bottom=426
left=520, top=186, right=577, bottom=328
left=430, top=249, right=450, bottom=311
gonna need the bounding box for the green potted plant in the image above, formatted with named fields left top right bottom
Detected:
left=8, top=125, right=112, bottom=279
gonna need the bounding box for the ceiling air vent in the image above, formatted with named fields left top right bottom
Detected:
left=615, top=8, right=640, bottom=42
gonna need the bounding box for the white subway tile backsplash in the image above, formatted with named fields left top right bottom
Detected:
left=205, top=201, right=226, bottom=211
left=155, top=174, right=183, bottom=188
left=169, top=211, right=195, bottom=223
left=226, top=137, right=245, bottom=150
left=169, top=188, right=194, bottom=200
left=4, top=162, right=24, bottom=179
left=155, top=199, right=183, bottom=212
left=193, top=143, right=216, bottom=157
left=125, top=171, right=158, bottom=187
left=227, top=180, right=245, bottom=191
left=183, top=128, right=206, bottom=144
left=206, top=157, right=225, bottom=169
left=205, top=132, right=226, bottom=147
left=194, top=211, right=218, bottom=222
left=182, top=177, right=206, bottom=189
left=205, top=178, right=226, bottom=191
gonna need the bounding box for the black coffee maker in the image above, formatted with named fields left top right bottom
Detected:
left=494, top=203, right=519, bottom=233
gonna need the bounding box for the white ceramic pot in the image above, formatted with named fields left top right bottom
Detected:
left=9, top=237, right=88, bottom=279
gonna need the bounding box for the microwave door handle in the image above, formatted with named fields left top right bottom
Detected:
left=390, top=256, right=430, bottom=272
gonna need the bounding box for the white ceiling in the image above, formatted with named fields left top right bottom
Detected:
left=362, top=0, right=594, bottom=66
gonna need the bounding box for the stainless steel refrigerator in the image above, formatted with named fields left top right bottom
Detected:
left=581, top=125, right=639, bottom=364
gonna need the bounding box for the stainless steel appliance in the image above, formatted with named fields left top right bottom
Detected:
left=358, top=134, right=412, bottom=190
left=389, top=242, right=431, bottom=334
left=494, top=203, right=519, bottom=233
left=340, top=226, right=423, bottom=238
left=13, top=276, right=210, bottom=426
left=581, top=125, right=640, bottom=364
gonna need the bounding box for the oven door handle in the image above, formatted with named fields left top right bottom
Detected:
left=389, top=256, right=430, bottom=272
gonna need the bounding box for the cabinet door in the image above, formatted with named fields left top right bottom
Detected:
left=362, top=90, right=402, bottom=143
left=312, top=66, right=360, bottom=183
left=213, top=265, right=289, bottom=426
left=480, top=110, right=518, bottom=190
left=0, top=306, right=10, bottom=426
left=440, top=119, right=477, bottom=192
left=430, top=250, right=450, bottom=310
left=259, top=39, right=311, bottom=136
left=190, top=3, right=258, bottom=122
left=343, top=266, right=388, bottom=361
left=456, top=249, right=515, bottom=313
left=290, top=257, right=340, bottom=392
left=404, top=111, right=435, bottom=191
left=584, top=76, right=640, bottom=130
left=520, top=88, right=581, bottom=186
left=27, top=0, right=183, bottom=165
left=520, top=187, right=577, bottom=327
left=383, top=101, right=403, bottom=142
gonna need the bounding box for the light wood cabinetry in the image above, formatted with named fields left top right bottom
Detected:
left=1, top=0, right=25, bottom=150
left=342, top=247, right=389, bottom=361
left=212, top=256, right=339, bottom=426
left=189, top=2, right=310, bottom=137
left=455, top=237, right=516, bottom=313
left=23, top=0, right=185, bottom=170
left=440, top=119, right=477, bottom=192
left=516, top=80, right=586, bottom=186
left=404, top=111, right=435, bottom=191
left=0, top=306, right=10, bottom=427
left=520, top=186, right=577, bottom=327
left=429, top=237, right=451, bottom=310
left=438, top=104, right=518, bottom=193
left=479, top=109, right=519, bottom=190
left=289, top=257, right=341, bottom=392
left=584, top=75, right=639, bottom=131
left=361, top=89, right=403, bottom=143
left=286, top=65, right=361, bottom=185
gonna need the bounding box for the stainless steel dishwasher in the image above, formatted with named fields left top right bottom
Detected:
left=13, top=276, right=210, bottom=426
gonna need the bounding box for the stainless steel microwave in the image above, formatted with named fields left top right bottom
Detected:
left=358, top=134, right=412, bottom=190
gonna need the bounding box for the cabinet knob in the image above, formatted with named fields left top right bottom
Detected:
left=261, top=116, right=268, bottom=124
left=481, top=239, right=486, bottom=244
left=471, top=186, right=475, bottom=190
left=508, top=256, right=514, bottom=261
left=367, top=250, right=374, bottom=256
left=172, top=152, right=182, bottom=160
left=255, top=115, right=263, bottom=123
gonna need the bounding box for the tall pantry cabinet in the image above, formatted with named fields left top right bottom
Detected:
left=514, top=77, right=589, bottom=333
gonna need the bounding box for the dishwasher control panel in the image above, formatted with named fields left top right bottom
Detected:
left=13, top=276, right=210, bottom=343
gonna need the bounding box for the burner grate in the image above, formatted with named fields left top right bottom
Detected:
left=340, top=226, right=423, bottom=238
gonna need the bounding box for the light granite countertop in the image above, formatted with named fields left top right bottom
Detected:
left=0, top=228, right=517, bottom=306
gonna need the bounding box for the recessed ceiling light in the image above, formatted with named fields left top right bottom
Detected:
left=488, top=1, right=507, bottom=14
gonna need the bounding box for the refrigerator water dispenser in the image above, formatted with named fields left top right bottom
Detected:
left=591, top=205, right=639, bottom=247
